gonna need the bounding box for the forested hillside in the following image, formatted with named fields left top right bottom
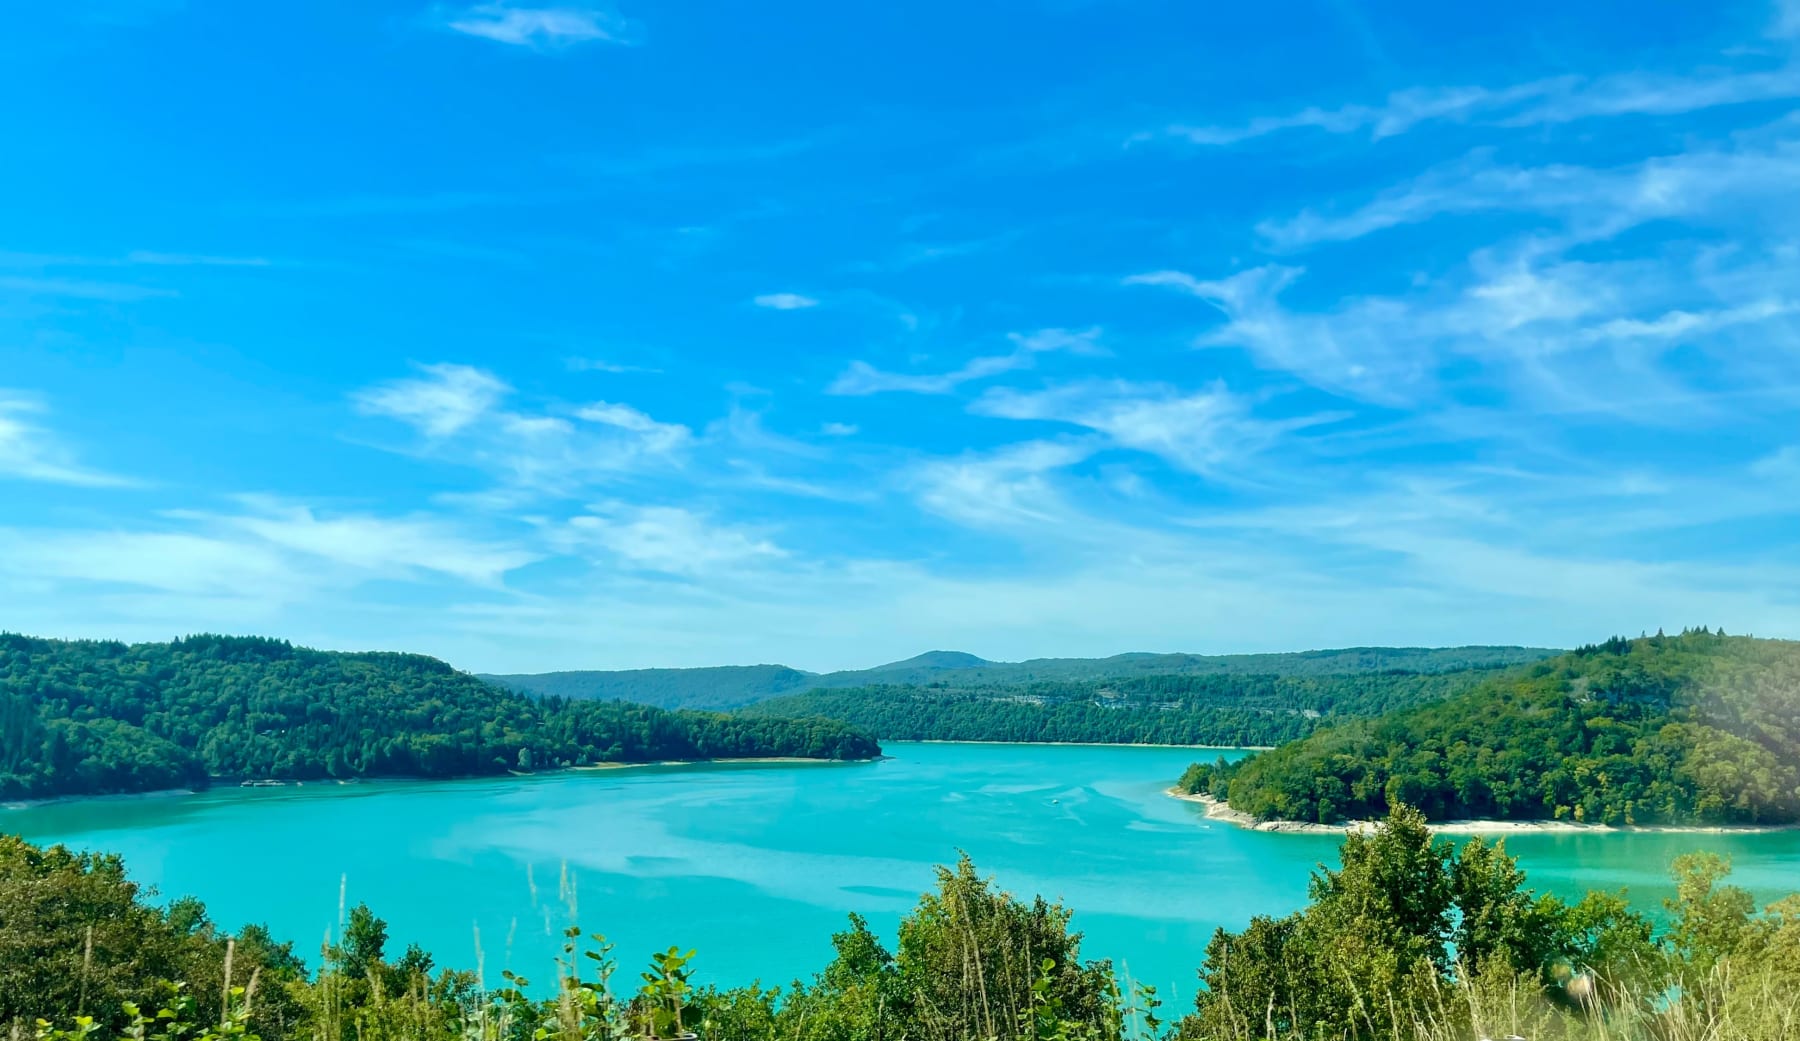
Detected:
left=836, top=645, right=1556, bottom=686
left=0, top=633, right=879, bottom=800
left=743, top=670, right=1503, bottom=747
left=489, top=644, right=1556, bottom=711
left=1181, top=630, right=1800, bottom=826
left=481, top=663, right=815, bottom=710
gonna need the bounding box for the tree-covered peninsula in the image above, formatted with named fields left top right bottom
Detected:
left=1179, top=630, right=1800, bottom=827
left=0, top=633, right=879, bottom=800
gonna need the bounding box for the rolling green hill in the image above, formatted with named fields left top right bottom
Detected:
left=849, top=645, right=1560, bottom=685
left=1180, top=629, right=1800, bottom=826
left=479, top=663, right=816, bottom=710
left=741, top=669, right=1523, bottom=747
left=0, top=632, right=880, bottom=800
left=486, top=644, right=1557, bottom=710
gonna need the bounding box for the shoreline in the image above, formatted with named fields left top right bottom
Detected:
left=4, top=756, right=875, bottom=810
left=905, top=739, right=1274, bottom=751
left=3, top=787, right=201, bottom=812
left=1165, top=788, right=1800, bottom=836
left=571, top=755, right=864, bottom=772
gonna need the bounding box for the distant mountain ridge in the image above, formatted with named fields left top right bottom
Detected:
left=864, top=650, right=996, bottom=673
left=480, top=664, right=816, bottom=711
left=482, top=644, right=1559, bottom=711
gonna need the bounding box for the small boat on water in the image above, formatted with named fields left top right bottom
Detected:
left=238, top=779, right=288, bottom=788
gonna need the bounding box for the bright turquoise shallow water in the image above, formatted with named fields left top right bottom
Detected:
left=6, top=742, right=1799, bottom=1007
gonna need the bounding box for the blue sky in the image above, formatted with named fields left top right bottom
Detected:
left=4, top=0, right=1800, bottom=672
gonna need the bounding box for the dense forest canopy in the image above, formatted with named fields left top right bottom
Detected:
left=742, top=669, right=1515, bottom=747
left=1181, top=630, right=1800, bottom=827
left=0, top=632, right=879, bottom=800
left=485, top=645, right=1557, bottom=711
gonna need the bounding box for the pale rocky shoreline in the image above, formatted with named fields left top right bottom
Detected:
left=1166, top=788, right=1799, bottom=836
left=910, top=739, right=1275, bottom=751
left=4, top=788, right=200, bottom=811
left=573, top=756, right=857, bottom=771
left=5, top=757, right=867, bottom=810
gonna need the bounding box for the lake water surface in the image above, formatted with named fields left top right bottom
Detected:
left=7, top=742, right=1799, bottom=1006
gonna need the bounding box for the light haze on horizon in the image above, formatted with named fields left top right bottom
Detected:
left=4, top=1, right=1800, bottom=673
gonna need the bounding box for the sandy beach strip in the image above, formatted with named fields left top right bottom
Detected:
left=1165, top=788, right=1798, bottom=836
left=572, top=755, right=867, bottom=772
left=908, top=739, right=1276, bottom=751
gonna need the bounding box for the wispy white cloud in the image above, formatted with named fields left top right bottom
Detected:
left=574, top=401, right=693, bottom=456
left=1257, top=137, right=1800, bottom=249
left=120, top=250, right=270, bottom=267
left=911, top=438, right=1097, bottom=530
left=830, top=357, right=1024, bottom=396
left=441, top=3, right=638, bottom=48
left=724, top=461, right=868, bottom=503
left=354, top=363, right=511, bottom=438
left=973, top=379, right=1339, bottom=476
left=829, top=327, right=1103, bottom=396
left=0, top=529, right=300, bottom=599
left=1154, top=83, right=1548, bottom=145
left=354, top=363, right=694, bottom=502
left=0, top=275, right=176, bottom=301
left=1578, top=298, right=1798, bottom=344
left=1500, top=67, right=1800, bottom=126
left=1148, top=99, right=1800, bottom=418
left=1179, top=463, right=1800, bottom=612
left=1147, top=63, right=1800, bottom=147
left=820, top=422, right=859, bottom=437
left=1129, top=241, right=1800, bottom=413
left=1128, top=265, right=1424, bottom=403
left=195, top=498, right=536, bottom=586
left=566, top=357, right=661, bottom=374
left=0, top=392, right=134, bottom=488
left=1007, top=327, right=1109, bottom=356
left=712, top=405, right=828, bottom=461
left=0, top=497, right=537, bottom=603
left=752, top=292, right=820, bottom=310
left=554, top=502, right=784, bottom=576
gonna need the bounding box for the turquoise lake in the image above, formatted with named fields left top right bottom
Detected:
left=6, top=742, right=1800, bottom=1006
